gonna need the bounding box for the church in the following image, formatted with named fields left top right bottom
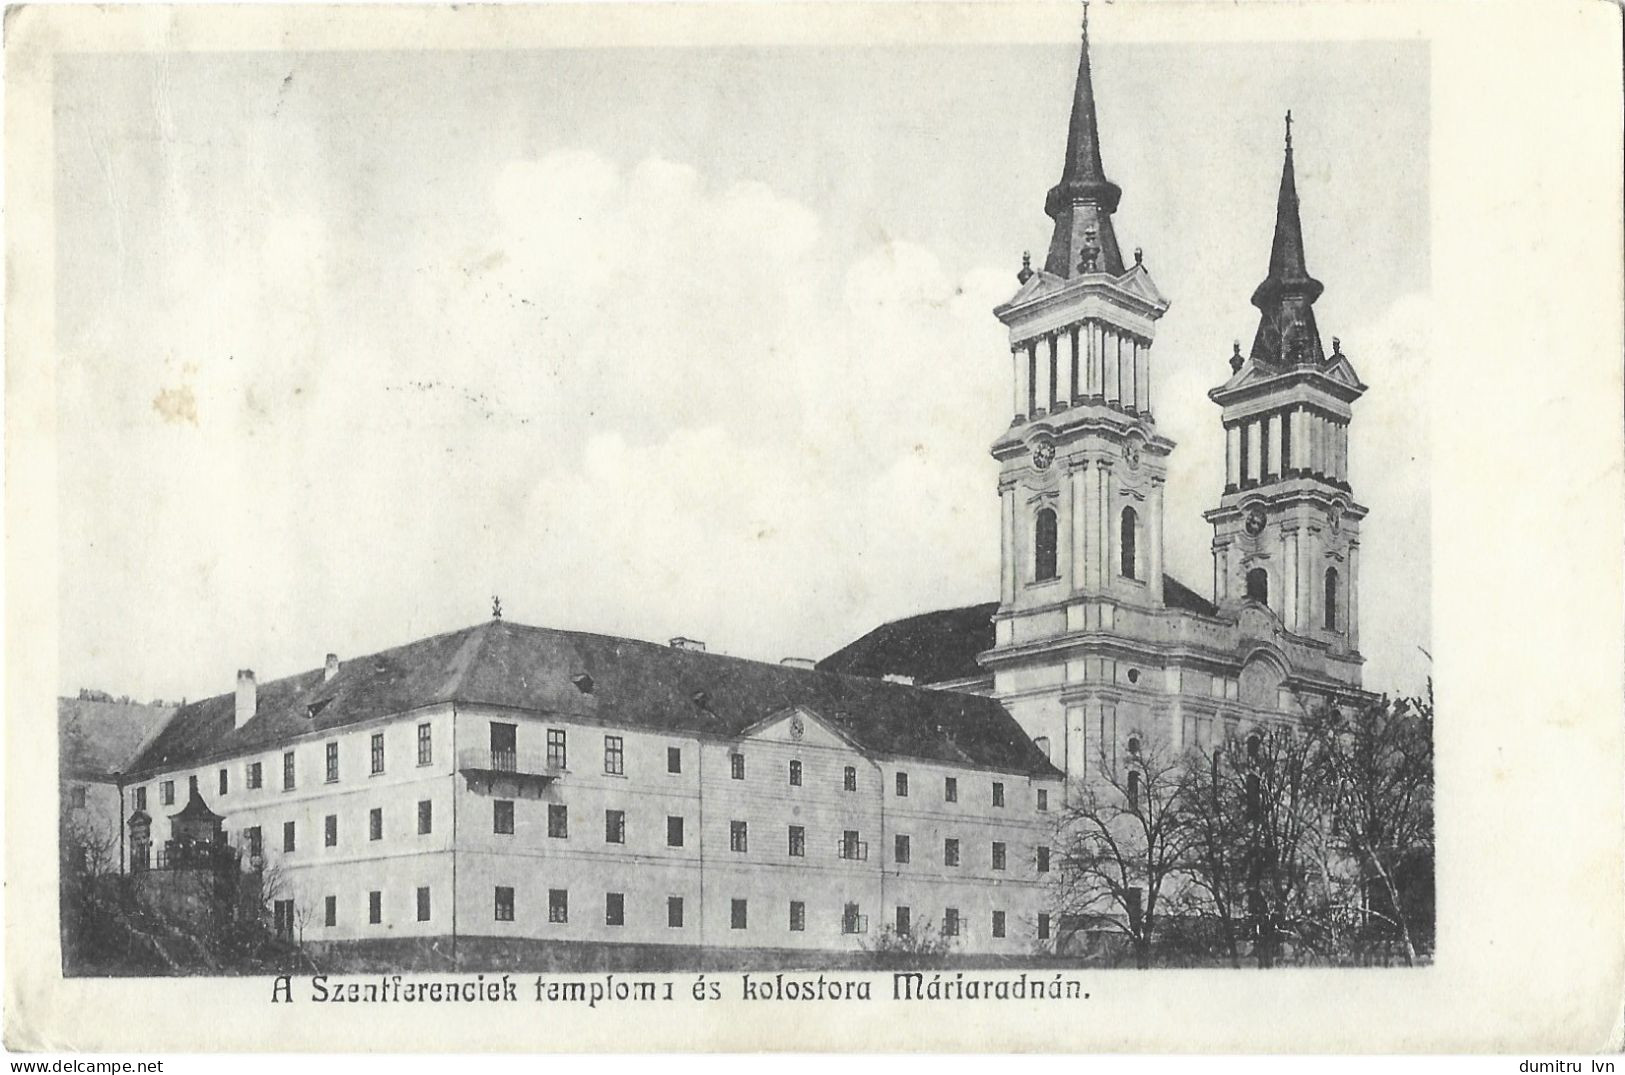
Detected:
left=820, top=13, right=1376, bottom=779
left=107, top=17, right=1377, bottom=967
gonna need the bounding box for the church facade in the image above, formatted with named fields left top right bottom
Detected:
left=821, top=18, right=1376, bottom=788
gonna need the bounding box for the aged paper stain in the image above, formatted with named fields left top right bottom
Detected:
left=151, top=384, right=198, bottom=426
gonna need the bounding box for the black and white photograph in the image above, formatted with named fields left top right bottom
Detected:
left=6, top=0, right=1622, bottom=1056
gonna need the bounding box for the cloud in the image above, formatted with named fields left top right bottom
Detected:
left=58, top=142, right=1428, bottom=705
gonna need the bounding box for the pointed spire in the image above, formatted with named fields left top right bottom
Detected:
left=1248, top=112, right=1326, bottom=366
left=1042, top=1, right=1126, bottom=278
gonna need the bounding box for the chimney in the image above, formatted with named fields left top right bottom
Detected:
left=235, top=669, right=257, bottom=729
left=669, top=637, right=706, bottom=653
left=780, top=658, right=815, bottom=670
left=324, top=653, right=340, bottom=682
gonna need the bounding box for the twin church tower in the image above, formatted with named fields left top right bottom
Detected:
left=975, top=14, right=1373, bottom=779
left=821, top=12, right=1377, bottom=782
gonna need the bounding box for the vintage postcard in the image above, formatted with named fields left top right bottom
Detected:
left=5, top=0, right=1622, bottom=1054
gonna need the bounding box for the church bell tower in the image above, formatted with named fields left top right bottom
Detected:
left=989, top=8, right=1172, bottom=654
left=1204, top=115, right=1368, bottom=659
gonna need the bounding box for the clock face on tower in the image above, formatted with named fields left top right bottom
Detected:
left=1244, top=507, right=1267, bottom=536
left=1125, top=441, right=1142, bottom=470
left=1030, top=441, right=1054, bottom=471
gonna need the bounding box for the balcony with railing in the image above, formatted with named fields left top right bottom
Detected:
left=841, top=912, right=869, bottom=936
left=456, top=747, right=563, bottom=797
left=836, top=838, right=868, bottom=862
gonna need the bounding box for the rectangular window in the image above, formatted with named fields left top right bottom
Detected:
left=1037, top=846, right=1051, bottom=873
left=729, top=820, right=748, bottom=853
left=494, top=800, right=515, bottom=835
left=788, top=825, right=805, bottom=857
left=667, top=746, right=682, bottom=774
left=842, top=902, right=865, bottom=935
left=993, top=781, right=1005, bottom=807
left=667, top=896, right=684, bottom=928
left=283, top=751, right=296, bottom=790
left=495, top=886, right=515, bottom=922
left=324, top=814, right=337, bottom=847
left=282, top=820, right=296, bottom=853
left=841, top=829, right=864, bottom=860
left=369, top=808, right=383, bottom=841
left=944, top=776, right=958, bottom=803
left=247, top=762, right=262, bottom=790
left=69, top=786, right=87, bottom=809
left=605, top=809, right=625, bottom=844
left=894, top=834, right=911, bottom=864
left=788, top=760, right=802, bottom=786
left=943, top=908, right=960, bottom=937
left=1039, top=913, right=1051, bottom=940
left=161, top=780, right=175, bottom=806
left=605, top=892, right=624, bottom=927
left=134, top=787, right=147, bottom=811
left=896, top=906, right=911, bottom=935
left=274, top=899, right=294, bottom=940
left=417, top=722, right=432, bottom=766
left=325, top=742, right=339, bottom=783
left=843, top=766, right=856, bottom=792
left=944, top=838, right=960, bottom=867
left=895, top=771, right=909, bottom=797
left=417, top=886, right=431, bottom=922
left=219, top=768, right=229, bottom=796
left=324, top=895, right=336, bottom=927
left=548, top=889, right=568, bottom=924
left=490, top=722, right=516, bottom=769
left=992, top=910, right=1006, bottom=938
left=992, top=841, right=1007, bottom=871
left=604, top=735, right=624, bottom=775
left=548, top=804, right=568, bottom=839
left=789, top=900, right=805, bottom=932
left=245, top=826, right=262, bottom=859
left=417, top=799, right=432, bottom=835
left=1037, top=788, right=1049, bottom=812
left=546, top=729, right=567, bottom=770
left=370, top=732, right=385, bottom=775
left=731, top=899, right=748, bottom=930
left=667, top=816, right=684, bottom=847
left=368, top=891, right=382, bottom=925
left=730, top=753, right=745, bottom=780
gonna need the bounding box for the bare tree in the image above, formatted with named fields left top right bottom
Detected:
left=1303, top=686, right=1434, bottom=965
left=1052, top=740, right=1194, bottom=968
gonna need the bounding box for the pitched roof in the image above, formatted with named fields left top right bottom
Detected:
left=128, top=620, right=1059, bottom=780
left=58, top=698, right=176, bottom=781
left=1163, top=575, right=1220, bottom=617
left=820, top=574, right=1221, bottom=682
left=817, top=603, right=998, bottom=685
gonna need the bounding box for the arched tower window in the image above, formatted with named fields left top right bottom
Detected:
left=1246, top=733, right=1261, bottom=762
left=1127, top=770, right=1141, bottom=811
left=1245, top=567, right=1268, bottom=604
left=1324, top=567, right=1340, bottom=631
left=1034, top=508, right=1058, bottom=581
left=1120, top=507, right=1138, bottom=579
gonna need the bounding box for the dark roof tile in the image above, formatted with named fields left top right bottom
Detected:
left=129, top=621, right=1059, bottom=780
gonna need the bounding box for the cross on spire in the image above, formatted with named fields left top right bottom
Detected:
left=1285, top=109, right=1293, bottom=151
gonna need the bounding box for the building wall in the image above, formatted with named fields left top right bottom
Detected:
left=124, top=699, right=1060, bottom=958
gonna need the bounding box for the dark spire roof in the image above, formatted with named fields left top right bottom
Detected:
left=171, top=787, right=223, bottom=823
left=1042, top=4, right=1126, bottom=278
left=1248, top=112, right=1327, bottom=366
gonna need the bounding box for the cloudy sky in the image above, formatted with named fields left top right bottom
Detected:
left=54, top=23, right=1430, bottom=704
